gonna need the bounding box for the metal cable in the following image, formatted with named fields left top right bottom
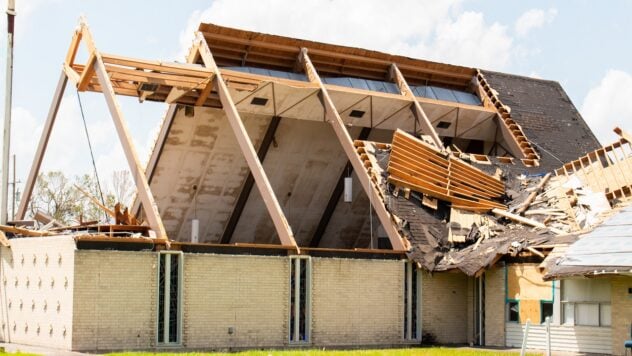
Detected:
left=76, top=91, right=107, bottom=220
left=530, top=141, right=565, bottom=165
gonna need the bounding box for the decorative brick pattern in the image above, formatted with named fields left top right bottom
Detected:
left=311, top=258, right=403, bottom=346
left=0, top=236, right=76, bottom=349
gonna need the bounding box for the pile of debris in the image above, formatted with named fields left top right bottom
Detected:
left=0, top=186, right=148, bottom=247
left=356, top=127, right=632, bottom=276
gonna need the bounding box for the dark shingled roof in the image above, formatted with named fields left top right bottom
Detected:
left=481, top=70, right=601, bottom=173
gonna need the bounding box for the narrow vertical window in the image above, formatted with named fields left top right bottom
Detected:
left=474, top=274, right=485, bottom=345
left=404, top=261, right=420, bottom=341
left=289, top=256, right=311, bottom=343
left=158, top=252, right=181, bottom=344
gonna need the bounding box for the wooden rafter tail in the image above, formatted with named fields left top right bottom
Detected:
left=299, top=47, right=408, bottom=252
left=475, top=69, right=540, bottom=161
left=194, top=32, right=299, bottom=252
left=614, top=126, right=632, bottom=144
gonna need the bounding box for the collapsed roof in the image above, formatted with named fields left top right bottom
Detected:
left=6, top=19, right=627, bottom=279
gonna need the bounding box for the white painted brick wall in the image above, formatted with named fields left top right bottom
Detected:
left=0, top=236, right=76, bottom=349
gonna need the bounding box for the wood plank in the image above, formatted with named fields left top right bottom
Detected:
left=0, top=224, right=52, bottom=237
left=77, top=52, right=96, bottom=91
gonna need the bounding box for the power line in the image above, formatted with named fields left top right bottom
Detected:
left=76, top=91, right=107, bottom=221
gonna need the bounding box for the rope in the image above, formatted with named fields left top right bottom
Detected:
left=76, top=91, right=107, bottom=220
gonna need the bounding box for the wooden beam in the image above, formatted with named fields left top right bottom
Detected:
left=614, top=126, right=632, bottom=144
left=94, top=51, right=167, bottom=238
left=492, top=208, right=565, bottom=235
left=63, top=63, right=80, bottom=84
left=195, top=33, right=298, bottom=249
left=77, top=52, right=96, bottom=91
left=17, top=71, right=68, bottom=219
left=390, top=63, right=444, bottom=149
left=300, top=48, right=408, bottom=251
left=310, top=127, right=372, bottom=248
left=0, top=224, right=52, bottom=237
left=65, top=27, right=82, bottom=65
left=221, top=116, right=282, bottom=244
left=0, top=230, right=10, bottom=247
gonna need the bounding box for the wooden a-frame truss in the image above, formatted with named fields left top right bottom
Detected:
left=17, top=18, right=417, bottom=251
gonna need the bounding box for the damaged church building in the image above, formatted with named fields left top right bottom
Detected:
left=0, top=19, right=631, bottom=354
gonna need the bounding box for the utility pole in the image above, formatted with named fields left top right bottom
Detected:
left=11, top=154, right=16, bottom=219
left=1, top=0, right=15, bottom=224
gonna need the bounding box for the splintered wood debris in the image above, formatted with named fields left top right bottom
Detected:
left=353, top=127, right=632, bottom=276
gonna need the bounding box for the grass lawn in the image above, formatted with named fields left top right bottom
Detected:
left=105, top=347, right=539, bottom=356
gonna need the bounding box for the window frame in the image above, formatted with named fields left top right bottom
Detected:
left=506, top=299, right=520, bottom=323
left=561, top=301, right=611, bottom=327
left=288, top=256, right=312, bottom=344
left=403, top=260, right=421, bottom=342
left=156, top=251, right=183, bottom=346
left=540, top=300, right=554, bottom=324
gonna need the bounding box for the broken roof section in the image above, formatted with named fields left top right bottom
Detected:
left=10, top=18, right=624, bottom=280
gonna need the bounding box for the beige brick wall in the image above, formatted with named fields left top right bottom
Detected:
left=611, top=276, right=632, bottom=356
left=0, top=236, right=76, bottom=349
left=421, top=271, right=467, bottom=344
left=182, top=254, right=288, bottom=348
left=466, top=276, right=474, bottom=345
left=311, top=258, right=403, bottom=346
left=72, top=250, right=156, bottom=351
left=484, top=266, right=505, bottom=347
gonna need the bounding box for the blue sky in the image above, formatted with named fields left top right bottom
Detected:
left=1, top=0, right=631, bottom=197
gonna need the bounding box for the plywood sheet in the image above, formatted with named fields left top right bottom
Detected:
left=507, top=264, right=553, bottom=300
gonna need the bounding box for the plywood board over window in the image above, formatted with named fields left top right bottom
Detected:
left=506, top=264, right=553, bottom=324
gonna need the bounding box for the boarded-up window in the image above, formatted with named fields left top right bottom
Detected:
left=506, top=264, right=554, bottom=324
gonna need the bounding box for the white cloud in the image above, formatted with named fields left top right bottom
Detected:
left=515, top=8, right=558, bottom=37
left=7, top=97, right=165, bottom=212
left=581, top=70, right=632, bottom=144
left=178, top=0, right=516, bottom=70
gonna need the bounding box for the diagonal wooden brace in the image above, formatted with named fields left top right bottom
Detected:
left=194, top=33, right=298, bottom=250
left=299, top=48, right=408, bottom=251
left=390, top=63, right=444, bottom=151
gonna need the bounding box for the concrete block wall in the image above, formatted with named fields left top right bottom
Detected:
left=0, top=236, right=76, bottom=349
left=484, top=266, right=505, bottom=347
left=611, top=276, right=632, bottom=356
left=182, top=254, right=288, bottom=348
left=421, top=271, right=468, bottom=344
left=72, top=250, right=156, bottom=351
left=311, top=258, right=403, bottom=346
